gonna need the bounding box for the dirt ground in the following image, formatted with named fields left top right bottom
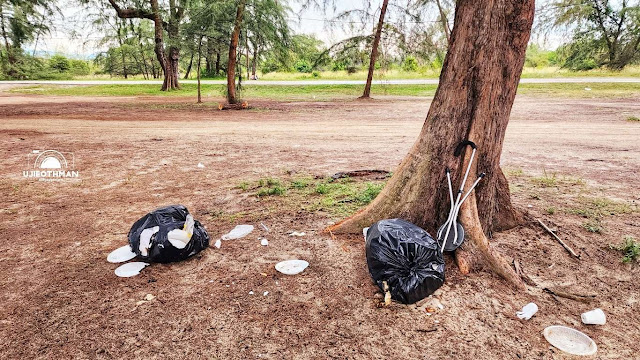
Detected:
left=0, top=90, right=639, bottom=359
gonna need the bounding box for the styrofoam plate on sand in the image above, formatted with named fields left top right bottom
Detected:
left=115, top=262, right=149, bottom=277
left=275, top=260, right=309, bottom=275
left=543, top=325, right=597, bottom=356
left=107, top=245, right=136, bottom=263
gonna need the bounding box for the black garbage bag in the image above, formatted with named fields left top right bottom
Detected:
left=365, top=218, right=445, bottom=304
left=128, top=205, right=210, bottom=263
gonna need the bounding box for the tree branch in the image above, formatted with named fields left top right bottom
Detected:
left=107, top=0, right=155, bottom=21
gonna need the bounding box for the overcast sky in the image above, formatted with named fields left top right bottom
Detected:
left=31, top=0, right=564, bottom=59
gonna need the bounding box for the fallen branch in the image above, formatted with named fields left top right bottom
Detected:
left=543, top=287, right=596, bottom=303
left=537, top=219, right=580, bottom=259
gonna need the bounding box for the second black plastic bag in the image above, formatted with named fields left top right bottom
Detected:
left=128, top=205, right=210, bottom=263
left=365, top=218, right=445, bottom=304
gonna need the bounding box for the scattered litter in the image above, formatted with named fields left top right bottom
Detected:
left=115, top=262, right=149, bottom=277
left=139, top=226, right=160, bottom=256
left=214, top=239, right=222, bottom=248
left=581, top=308, right=606, bottom=325
left=516, top=302, right=538, bottom=320
left=260, top=222, right=269, bottom=232
left=275, top=259, right=309, bottom=275
left=167, top=215, right=194, bottom=249
left=107, top=245, right=137, bottom=263
left=527, top=204, right=533, bottom=208
left=263, top=291, right=269, bottom=296
left=74, top=241, right=81, bottom=246
left=128, top=205, right=210, bottom=263
left=584, top=87, right=592, bottom=91
left=434, top=320, right=439, bottom=324
left=365, top=219, right=444, bottom=304
left=222, top=224, right=254, bottom=240
left=289, top=231, right=306, bottom=237
left=543, top=325, right=597, bottom=356
left=249, top=291, right=254, bottom=295
left=260, top=238, right=269, bottom=246
left=144, top=294, right=156, bottom=301
left=197, top=163, right=205, bottom=168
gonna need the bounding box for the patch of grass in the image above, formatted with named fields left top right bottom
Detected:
left=531, top=173, right=557, bottom=187
left=545, top=207, right=556, bottom=215
left=568, top=197, right=633, bottom=219
left=255, top=178, right=286, bottom=197
left=290, top=177, right=312, bottom=190
left=12, top=82, right=640, bottom=100
left=257, top=186, right=286, bottom=197
left=582, top=219, right=604, bottom=233
left=610, top=236, right=640, bottom=263
left=529, top=193, right=541, bottom=200
left=627, top=116, right=640, bottom=122
left=237, top=181, right=250, bottom=191
left=505, top=168, right=524, bottom=177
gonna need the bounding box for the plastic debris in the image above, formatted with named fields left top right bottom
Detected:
left=222, top=224, right=254, bottom=240
left=275, top=259, right=309, bottom=275
left=249, top=291, right=254, bottom=295
left=263, top=291, right=269, bottom=296
left=214, top=239, right=222, bottom=249
left=516, top=302, right=538, bottom=320
left=260, top=222, right=269, bottom=232
left=289, top=231, right=305, bottom=237
left=543, top=325, right=597, bottom=356
left=107, top=245, right=137, bottom=263
left=139, top=226, right=160, bottom=256
left=584, top=87, right=592, bottom=91
left=115, top=262, right=149, bottom=277
left=144, top=294, right=155, bottom=301
left=128, top=205, right=210, bottom=263
left=260, top=238, right=269, bottom=246
left=581, top=308, right=606, bottom=325
left=197, top=163, right=205, bottom=168
left=365, top=219, right=444, bottom=304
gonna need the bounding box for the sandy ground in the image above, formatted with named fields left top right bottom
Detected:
left=0, top=92, right=639, bottom=359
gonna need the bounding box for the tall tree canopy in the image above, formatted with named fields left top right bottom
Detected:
left=542, top=0, right=640, bottom=70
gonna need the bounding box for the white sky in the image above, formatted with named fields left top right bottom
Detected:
left=30, top=0, right=564, bottom=59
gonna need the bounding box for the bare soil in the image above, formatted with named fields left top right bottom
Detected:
left=0, top=92, right=639, bottom=359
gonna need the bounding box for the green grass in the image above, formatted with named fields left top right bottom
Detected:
left=236, top=175, right=385, bottom=217
left=11, top=82, right=640, bottom=100
left=627, top=116, right=640, bottom=122
left=610, top=236, right=640, bottom=263
left=582, top=220, right=604, bottom=233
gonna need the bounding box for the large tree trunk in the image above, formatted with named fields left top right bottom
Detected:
left=331, top=0, right=534, bottom=288
left=361, top=0, right=389, bottom=99
left=227, top=0, right=246, bottom=104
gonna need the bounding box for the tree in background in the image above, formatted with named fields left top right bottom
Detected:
left=361, top=0, right=388, bottom=98
left=0, top=0, right=57, bottom=77
left=542, top=0, right=640, bottom=70
left=331, top=0, right=535, bottom=288
left=227, top=0, right=246, bottom=104
left=103, top=0, right=188, bottom=90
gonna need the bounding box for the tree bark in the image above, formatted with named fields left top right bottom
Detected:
left=197, top=36, right=203, bottom=103
left=184, top=51, right=194, bottom=79
left=361, top=0, right=389, bottom=99
left=227, top=0, right=246, bottom=104
left=331, top=0, right=534, bottom=288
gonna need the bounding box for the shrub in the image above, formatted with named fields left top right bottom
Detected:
left=402, top=56, right=419, bottom=72
left=294, top=59, right=312, bottom=73
left=49, top=55, right=70, bottom=72
left=610, top=236, right=640, bottom=263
